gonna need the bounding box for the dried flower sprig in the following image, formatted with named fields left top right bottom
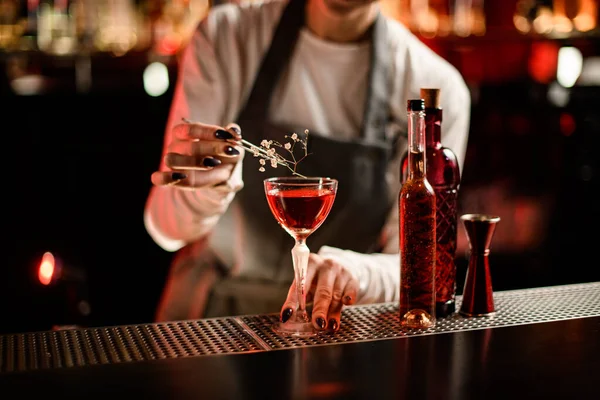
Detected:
left=181, top=118, right=311, bottom=178
left=240, top=130, right=311, bottom=178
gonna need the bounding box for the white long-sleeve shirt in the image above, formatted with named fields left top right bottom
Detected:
left=144, top=0, right=471, bottom=304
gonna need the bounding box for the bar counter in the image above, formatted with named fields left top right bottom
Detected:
left=1, top=282, right=599, bottom=399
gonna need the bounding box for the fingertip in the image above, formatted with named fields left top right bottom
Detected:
left=151, top=171, right=176, bottom=186
left=226, top=123, right=242, bottom=139
left=281, top=307, right=293, bottom=323
left=203, top=157, right=222, bottom=167
left=151, top=169, right=191, bottom=187
left=314, top=316, right=327, bottom=330
left=150, top=172, right=162, bottom=186
left=171, top=172, right=187, bottom=181
left=342, top=294, right=355, bottom=306
left=328, top=318, right=339, bottom=332
left=343, top=281, right=359, bottom=306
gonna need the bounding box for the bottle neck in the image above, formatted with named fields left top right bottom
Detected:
left=407, top=109, right=426, bottom=180
left=425, top=107, right=442, bottom=147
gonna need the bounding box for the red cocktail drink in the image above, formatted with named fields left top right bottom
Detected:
left=264, top=177, right=338, bottom=337
left=265, top=188, right=336, bottom=239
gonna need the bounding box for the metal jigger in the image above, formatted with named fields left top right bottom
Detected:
left=459, top=214, right=501, bottom=317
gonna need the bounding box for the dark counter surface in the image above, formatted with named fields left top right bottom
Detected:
left=1, top=283, right=599, bottom=399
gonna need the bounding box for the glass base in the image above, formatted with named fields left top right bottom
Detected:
left=272, top=320, right=319, bottom=337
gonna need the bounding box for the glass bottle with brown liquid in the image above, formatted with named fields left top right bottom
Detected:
left=400, top=88, right=461, bottom=318
left=399, top=99, right=436, bottom=329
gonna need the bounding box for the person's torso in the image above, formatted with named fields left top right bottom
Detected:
left=208, top=1, right=398, bottom=285
left=269, top=28, right=371, bottom=139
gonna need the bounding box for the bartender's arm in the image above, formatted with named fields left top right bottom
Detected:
left=144, top=10, right=251, bottom=252
left=144, top=3, right=286, bottom=251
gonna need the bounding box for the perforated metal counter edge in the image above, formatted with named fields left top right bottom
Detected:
left=1, top=282, right=599, bottom=373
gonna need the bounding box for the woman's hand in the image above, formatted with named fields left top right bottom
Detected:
left=280, top=253, right=359, bottom=332
left=151, top=120, right=244, bottom=189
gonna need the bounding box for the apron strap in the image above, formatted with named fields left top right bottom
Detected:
left=237, top=0, right=306, bottom=122
left=237, top=2, right=392, bottom=145
left=361, top=11, right=392, bottom=144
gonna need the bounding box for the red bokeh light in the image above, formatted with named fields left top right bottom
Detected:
left=528, top=41, right=559, bottom=84
left=560, top=113, right=576, bottom=137
left=38, top=252, right=55, bottom=285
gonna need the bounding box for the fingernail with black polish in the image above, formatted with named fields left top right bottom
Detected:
left=328, top=319, right=338, bottom=331
left=171, top=172, right=187, bottom=181
left=316, top=317, right=326, bottom=330
left=215, top=129, right=234, bottom=140
left=281, top=308, right=293, bottom=323
left=344, top=295, right=352, bottom=304
left=224, top=146, right=240, bottom=156
left=229, top=126, right=241, bottom=135
left=203, top=157, right=222, bottom=167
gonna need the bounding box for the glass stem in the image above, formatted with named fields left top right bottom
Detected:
left=292, top=239, right=310, bottom=322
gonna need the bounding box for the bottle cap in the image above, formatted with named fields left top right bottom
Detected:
left=407, top=99, right=425, bottom=112
left=420, top=88, right=441, bottom=108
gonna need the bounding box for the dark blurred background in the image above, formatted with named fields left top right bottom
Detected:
left=1, top=0, right=599, bottom=334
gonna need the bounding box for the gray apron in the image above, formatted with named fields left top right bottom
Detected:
left=156, top=1, right=401, bottom=321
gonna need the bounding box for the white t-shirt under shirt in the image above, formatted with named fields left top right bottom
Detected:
left=144, top=0, right=471, bottom=304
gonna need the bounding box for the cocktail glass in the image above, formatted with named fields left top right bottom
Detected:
left=263, top=176, right=338, bottom=337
